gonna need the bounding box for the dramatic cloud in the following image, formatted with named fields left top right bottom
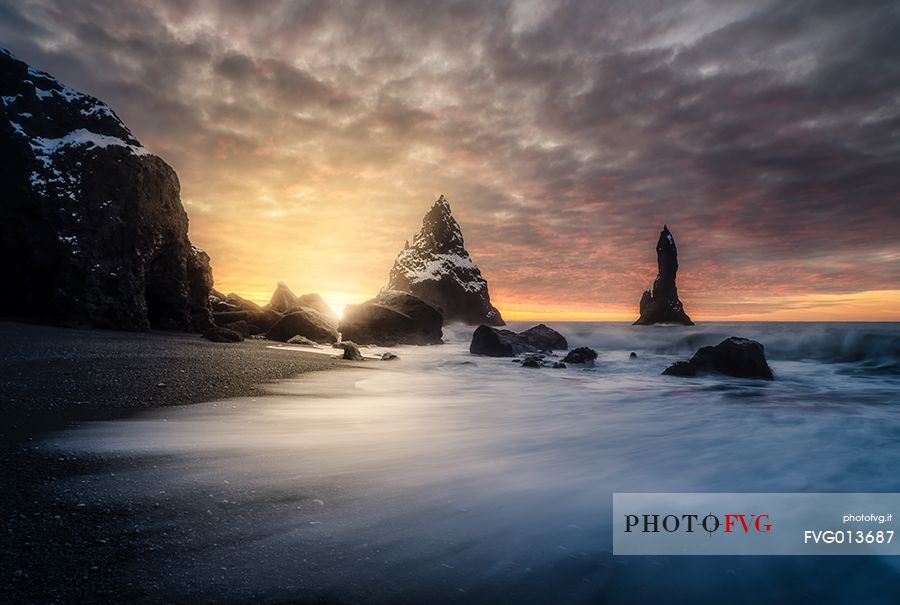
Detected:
left=2, top=0, right=898, bottom=319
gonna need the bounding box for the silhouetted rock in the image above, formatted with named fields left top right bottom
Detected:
left=202, top=326, right=243, bottom=343
left=663, top=337, right=774, bottom=379
left=267, top=307, right=338, bottom=343
left=212, top=308, right=282, bottom=333
left=381, top=352, right=399, bottom=361
left=469, top=324, right=568, bottom=357
left=552, top=362, right=567, bottom=369
left=522, top=357, right=542, bottom=368
left=264, top=282, right=337, bottom=321
left=0, top=49, right=212, bottom=330
left=521, top=324, right=569, bottom=350
left=562, top=347, right=598, bottom=364
left=634, top=226, right=694, bottom=326
left=630, top=352, right=638, bottom=359
left=339, top=289, right=443, bottom=345
left=385, top=195, right=503, bottom=326
left=662, top=361, right=696, bottom=377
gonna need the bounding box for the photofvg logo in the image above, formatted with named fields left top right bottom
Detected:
left=624, top=512, right=772, bottom=535
left=613, top=493, right=900, bottom=555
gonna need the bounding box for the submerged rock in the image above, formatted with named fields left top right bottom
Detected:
left=339, top=289, right=443, bottom=345
left=267, top=307, right=338, bottom=343
left=630, top=352, right=638, bottom=359
left=633, top=226, right=693, bottom=326
left=381, top=352, right=399, bottom=361
left=521, top=357, right=542, bottom=368
left=385, top=195, right=504, bottom=326
left=469, top=324, right=568, bottom=357
left=562, top=347, right=598, bottom=364
left=663, top=337, right=774, bottom=380
left=552, top=362, right=567, bottom=369
left=0, top=49, right=213, bottom=330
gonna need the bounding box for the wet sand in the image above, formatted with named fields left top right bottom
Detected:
left=0, top=320, right=344, bottom=604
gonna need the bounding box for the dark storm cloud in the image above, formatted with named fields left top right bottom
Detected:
left=1, top=0, right=897, bottom=315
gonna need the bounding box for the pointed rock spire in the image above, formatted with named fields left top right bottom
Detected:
left=633, top=225, right=694, bottom=325
left=385, top=195, right=504, bottom=326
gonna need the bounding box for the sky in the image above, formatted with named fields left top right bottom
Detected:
left=2, top=0, right=898, bottom=320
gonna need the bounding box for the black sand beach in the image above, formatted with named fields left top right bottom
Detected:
left=0, top=320, right=342, bottom=604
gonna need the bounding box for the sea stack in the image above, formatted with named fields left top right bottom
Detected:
left=0, top=49, right=212, bottom=330
left=385, top=195, right=504, bottom=326
left=633, top=225, right=693, bottom=326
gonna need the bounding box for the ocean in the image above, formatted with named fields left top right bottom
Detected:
left=39, top=322, right=900, bottom=604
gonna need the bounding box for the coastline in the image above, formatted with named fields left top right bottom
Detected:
left=0, top=319, right=343, bottom=446
left=0, top=319, right=348, bottom=605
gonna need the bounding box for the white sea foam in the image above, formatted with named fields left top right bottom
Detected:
left=38, top=322, right=900, bottom=603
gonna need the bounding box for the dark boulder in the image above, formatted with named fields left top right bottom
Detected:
left=469, top=323, right=568, bottom=357
left=661, top=361, right=696, bottom=377
left=663, top=337, right=774, bottom=379
left=385, top=195, right=504, bottom=326
left=520, top=324, right=568, bottom=350
left=223, top=320, right=250, bottom=338
left=333, top=341, right=364, bottom=361
left=381, top=352, right=399, bottom=361
left=202, top=326, right=243, bottom=343
left=522, top=358, right=542, bottom=368
left=562, top=347, right=598, bottom=364
left=287, top=335, right=319, bottom=346
left=469, top=325, right=537, bottom=357
left=339, top=289, right=443, bottom=345
left=0, top=49, right=213, bottom=331
left=552, top=362, right=567, bottom=369
left=634, top=226, right=693, bottom=326
left=630, top=352, right=638, bottom=359
left=267, top=307, right=338, bottom=343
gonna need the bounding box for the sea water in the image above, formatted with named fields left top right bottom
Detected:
left=40, top=322, right=900, bottom=604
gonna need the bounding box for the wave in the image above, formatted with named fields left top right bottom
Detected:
left=483, top=322, right=900, bottom=372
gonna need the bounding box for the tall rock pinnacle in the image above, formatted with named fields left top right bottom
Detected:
left=633, top=225, right=694, bottom=325
left=385, top=195, right=504, bottom=326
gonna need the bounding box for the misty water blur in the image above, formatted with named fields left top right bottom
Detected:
left=40, top=322, right=900, bottom=604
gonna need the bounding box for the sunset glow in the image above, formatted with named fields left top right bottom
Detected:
left=5, top=1, right=898, bottom=321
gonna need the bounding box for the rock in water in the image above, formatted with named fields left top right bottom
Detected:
left=663, top=337, right=774, bottom=380
left=469, top=324, right=568, bottom=357
left=633, top=226, right=694, bottom=326
left=562, top=347, right=598, bottom=364
left=0, top=49, right=212, bottom=330
left=520, top=324, right=569, bottom=350
left=339, top=289, right=443, bottom=345
left=385, top=195, right=504, bottom=326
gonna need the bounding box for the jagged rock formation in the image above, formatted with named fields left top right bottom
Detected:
left=469, top=324, right=568, bottom=357
left=0, top=49, right=211, bottom=330
left=264, top=281, right=337, bottom=322
left=663, top=337, right=774, bottom=380
left=339, top=289, right=443, bottom=345
left=385, top=195, right=504, bottom=326
left=633, top=225, right=694, bottom=326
